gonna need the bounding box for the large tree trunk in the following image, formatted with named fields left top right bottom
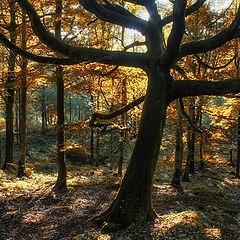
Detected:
left=95, top=68, right=171, bottom=228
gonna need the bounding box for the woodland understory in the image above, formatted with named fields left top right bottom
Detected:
left=0, top=128, right=240, bottom=240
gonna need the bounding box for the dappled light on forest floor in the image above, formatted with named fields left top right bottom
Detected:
left=0, top=155, right=239, bottom=239
left=152, top=210, right=199, bottom=238
left=204, top=228, right=222, bottom=240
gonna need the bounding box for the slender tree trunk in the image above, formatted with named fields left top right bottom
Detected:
left=41, top=89, right=47, bottom=132
left=2, top=0, right=16, bottom=170
left=199, top=105, right=204, bottom=170
left=69, top=93, right=72, bottom=122
left=90, top=94, right=94, bottom=164
left=118, top=131, right=124, bottom=176
left=182, top=127, right=192, bottom=182
left=68, top=93, right=72, bottom=138
left=118, top=78, right=127, bottom=176
left=53, top=0, right=67, bottom=193
left=90, top=128, right=94, bottom=163
left=189, top=97, right=196, bottom=174
left=189, top=131, right=196, bottom=174
left=229, top=148, right=234, bottom=166
left=236, top=111, right=240, bottom=178
left=235, top=52, right=239, bottom=178
left=17, top=11, right=28, bottom=177
left=96, top=93, right=100, bottom=166
left=171, top=99, right=183, bottom=187
left=95, top=68, right=171, bottom=227
left=96, top=131, right=100, bottom=166
left=0, top=134, right=2, bottom=165
left=182, top=97, right=196, bottom=180
left=15, top=89, right=20, bottom=145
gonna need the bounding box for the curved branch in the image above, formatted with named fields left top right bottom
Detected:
left=163, top=0, right=187, bottom=66
left=0, top=32, right=79, bottom=65
left=161, top=0, right=206, bottom=26
left=172, top=64, right=187, bottom=78
left=78, top=0, right=147, bottom=33
left=173, top=78, right=240, bottom=100
left=195, top=53, right=237, bottom=70
left=90, top=96, right=145, bottom=127
left=16, top=0, right=147, bottom=68
left=179, top=98, right=205, bottom=137
left=179, top=7, right=240, bottom=59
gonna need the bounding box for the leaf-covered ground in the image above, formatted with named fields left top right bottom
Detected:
left=0, top=130, right=239, bottom=239
left=1, top=158, right=239, bottom=240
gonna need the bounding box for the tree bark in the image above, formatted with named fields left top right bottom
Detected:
left=198, top=97, right=204, bottom=170
left=182, top=97, right=196, bottom=180
left=53, top=0, right=67, bottom=193
left=17, top=10, right=28, bottom=178
left=94, top=67, right=171, bottom=227
left=189, top=97, right=196, bottom=174
left=236, top=111, right=240, bottom=178
left=2, top=0, right=17, bottom=171
left=182, top=126, right=192, bottom=182
left=171, top=99, right=184, bottom=187
left=118, top=78, right=127, bottom=176
left=15, top=89, right=20, bottom=145
left=41, top=88, right=47, bottom=132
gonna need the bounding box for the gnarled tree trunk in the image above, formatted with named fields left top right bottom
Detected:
left=95, top=67, right=171, bottom=227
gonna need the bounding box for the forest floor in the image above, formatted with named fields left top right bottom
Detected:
left=0, top=129, right=240, bottom=240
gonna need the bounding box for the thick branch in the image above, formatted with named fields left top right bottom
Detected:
left=144, top=1, right=160, bottom=20
left=179, top=7, right=240, bottom=59
left=161, top=0, right=206, bottom=26
left=124, top=0, right=148, bottom=6
left=78, top=0, right=147, bottom=33
left=16, top=0, right=147, bottom=68
left=0, top=31, right=147, bottom=67
left=90, top=96, right=145, bottom=127
left=164, top=0, right=187, bottom=65
left=0, top=32, right=78, bottom=65
left=173, top=78, right=240, bottom=99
